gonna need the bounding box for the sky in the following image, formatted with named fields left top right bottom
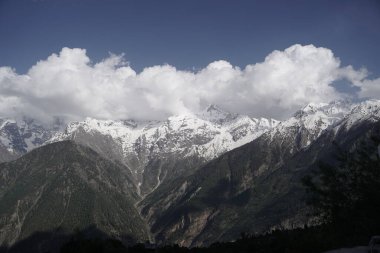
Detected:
left=0, top=0, right=379, bottom=123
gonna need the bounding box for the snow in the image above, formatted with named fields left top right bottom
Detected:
left=1, top=99, right=380, bottom=163
left=197, top=104, right=238, bottom=124
left=268, top=99, right=370, bottom=149
left=0, top=99, right=380, bottom=195
left=0, top=117, right=60, bottom=153
left=48, top=107, right=279, bottom=161
left=297, top=101, right=352, bottom=130
left=340, top=99, right=380, bottom=130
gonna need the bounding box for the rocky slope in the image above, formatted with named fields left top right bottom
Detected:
left=139, top=99, right=380, bottom=246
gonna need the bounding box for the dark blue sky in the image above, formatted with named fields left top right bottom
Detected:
left=0, top=0, right=379, bottom=76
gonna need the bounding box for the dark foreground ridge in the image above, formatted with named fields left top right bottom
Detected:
left=0, top=225, right=136, bottom=253
left=0, top=224, right=377, bottom=253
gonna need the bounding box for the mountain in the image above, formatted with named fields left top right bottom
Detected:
left=48, top=105, right=278, bottom=196
left=0, top=106, right=278, bottom=196
left=138, top=99, right=380, bottom=247
left=1, top=100, right=379, bottom=250
left=0, top=141, right=148, bottom=248
left=0, top=118, right=62, bottom=162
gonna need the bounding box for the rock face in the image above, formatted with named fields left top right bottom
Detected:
left=0, top=141, right=148, bottom=247
left=139, top=99, right=380, bottom=247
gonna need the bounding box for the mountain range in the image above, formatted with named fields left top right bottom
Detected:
left=0, top=105, right=278, bottom=196
left=0, top=100, right=379, bottom=250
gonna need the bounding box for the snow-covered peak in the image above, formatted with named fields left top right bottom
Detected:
left=338, top=99, right=380, bottom=130
left=0, top=117, right=61, bottom=153
left=301, top=102, right=329, bottom=113
left=266, top=99, right=380, bottom=151
left=205, top=104, right=229, bottom=115
left=349, top=99, right=380, bottom=115
left=294, top=100, right=352, bottom=119
left=322, top=100, right=354, bottom=116
left=49, top=106, right=279, bottom=161
left=197, top=104, right=238, bottom=124
left=268, top=100, right=355, bottom=149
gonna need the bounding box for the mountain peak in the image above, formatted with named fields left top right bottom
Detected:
left=293, top=100, right=353, bottom=120
left=205, top=104, right=224, bottom=113
left=198, top=104, right=238, bottom=124
left=350, top=99, right=380, bottom=114
left=301, top=102, right=329, bottom=113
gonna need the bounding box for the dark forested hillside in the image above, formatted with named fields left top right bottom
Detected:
left=0, top=141, right=149, bottom=248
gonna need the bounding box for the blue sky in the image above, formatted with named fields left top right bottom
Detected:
left=0, top=0, right=379, bottom=121
left=0, top=0, right=379, bottom=75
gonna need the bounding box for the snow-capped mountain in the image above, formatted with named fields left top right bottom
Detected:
left=0, top=105, right=278, bottom=195
left=337, top=99, right=380, bottom=130
left=267, top=100, right=354, bottom=151
left=50, top=105, right=278, bottom=160
left=48, top=105, right=279, bottom=195
left=0, top=118, right=62, bottom=160
left=1, top=99, right=380, bottom=248
left=1, top=100, right=379, bottom=195
left=139, top=99, right=380, bottom=247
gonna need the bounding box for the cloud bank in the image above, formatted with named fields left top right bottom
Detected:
left=0, top=44, right=377, bottom=123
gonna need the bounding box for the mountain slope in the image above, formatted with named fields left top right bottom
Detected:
left=0, top=141, right=148, bottom=247
left=139, top=100, right=380, bottom=246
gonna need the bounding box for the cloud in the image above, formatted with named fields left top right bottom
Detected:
left=0, top=44, right=376, bottom=123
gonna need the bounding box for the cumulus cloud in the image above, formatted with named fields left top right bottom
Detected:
left=0, top=44, right=376, bottom=123
left=353, top=78, right=380, bottom=99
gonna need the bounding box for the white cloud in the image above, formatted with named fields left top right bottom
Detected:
left=0, top=44, right=376, bottom=123
left=355, top=78, right=380, bottom=98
